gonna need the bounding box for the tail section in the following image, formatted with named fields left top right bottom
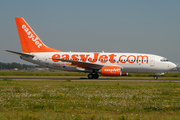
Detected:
left=15, top=17, right=62, bottom=53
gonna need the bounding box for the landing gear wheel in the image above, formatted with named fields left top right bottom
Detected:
left=88, top=74, right=94, bottom=79
left=93, top=73, right=99, bottom=79
left=154, top=76, right=158, bottom=80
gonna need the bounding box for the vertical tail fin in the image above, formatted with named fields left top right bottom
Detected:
left=15, top=17, right=62, bottom=53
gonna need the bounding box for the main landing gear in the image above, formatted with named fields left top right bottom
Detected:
left=88, top=73, right=99, bottom=79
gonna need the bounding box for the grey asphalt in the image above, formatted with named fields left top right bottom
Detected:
left=0, top=77, right=180, bottom=82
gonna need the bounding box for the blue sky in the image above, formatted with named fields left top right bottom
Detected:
left=0, top=0, right=180, bottom=64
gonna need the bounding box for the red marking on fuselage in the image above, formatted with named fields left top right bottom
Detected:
left=50, top=53, right=149, bottom=64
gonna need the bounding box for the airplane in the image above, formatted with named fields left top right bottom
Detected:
left=6, top=17, right=177, bottom=79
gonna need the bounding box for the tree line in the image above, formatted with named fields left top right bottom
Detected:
left=0, top=62, right=42, bottom=70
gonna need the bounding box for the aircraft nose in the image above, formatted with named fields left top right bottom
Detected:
left=169, top=62, right=177, bottom=70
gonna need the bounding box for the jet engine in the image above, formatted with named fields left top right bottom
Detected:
left=101, top=66, right=128, bottom=76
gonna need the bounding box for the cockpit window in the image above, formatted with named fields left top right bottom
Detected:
left=160, top=58, right=169, bottom=62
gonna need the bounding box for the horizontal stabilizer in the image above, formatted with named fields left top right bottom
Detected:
left=5, top=50, right=34, bottom=57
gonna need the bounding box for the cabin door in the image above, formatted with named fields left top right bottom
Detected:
left=150, top=58, right=155, bottom=66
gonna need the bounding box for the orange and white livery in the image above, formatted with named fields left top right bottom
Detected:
left=6, top=17, right=177, bottom=79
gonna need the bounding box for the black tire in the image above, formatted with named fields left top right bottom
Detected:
left=93, top=73, right=99, bottom=79
left=88, top=74, right=94, bottom=79
left=154, top=76, right=158, bottom=80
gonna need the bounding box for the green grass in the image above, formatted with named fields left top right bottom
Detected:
left=0, top=79, right=180, bottom=119
left=0, top=71, right=89, bottom=76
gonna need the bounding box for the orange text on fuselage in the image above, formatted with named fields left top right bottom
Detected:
left=51, top=53, right=148, bottom=64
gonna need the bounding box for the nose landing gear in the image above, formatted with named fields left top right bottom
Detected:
left=154, top=75, right=158, bottom=80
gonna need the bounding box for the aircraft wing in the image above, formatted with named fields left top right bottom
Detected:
left=55, top=58, right=103, bottom=70
left=5, top=50, right=34, bottom=57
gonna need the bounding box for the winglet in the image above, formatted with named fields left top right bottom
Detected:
left=15, top=17, right=62, bottom=53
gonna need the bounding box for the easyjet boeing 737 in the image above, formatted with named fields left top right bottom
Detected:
left=6, top=17, right=177, bottom=79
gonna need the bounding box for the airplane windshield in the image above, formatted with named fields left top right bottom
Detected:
left=160, top=58, right=169, bottom=62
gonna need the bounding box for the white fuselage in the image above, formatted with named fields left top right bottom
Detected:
left=21, top=52, right=176, bottom=74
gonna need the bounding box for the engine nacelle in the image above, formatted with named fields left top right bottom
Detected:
left=101, top=66, right=128, bottom=76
